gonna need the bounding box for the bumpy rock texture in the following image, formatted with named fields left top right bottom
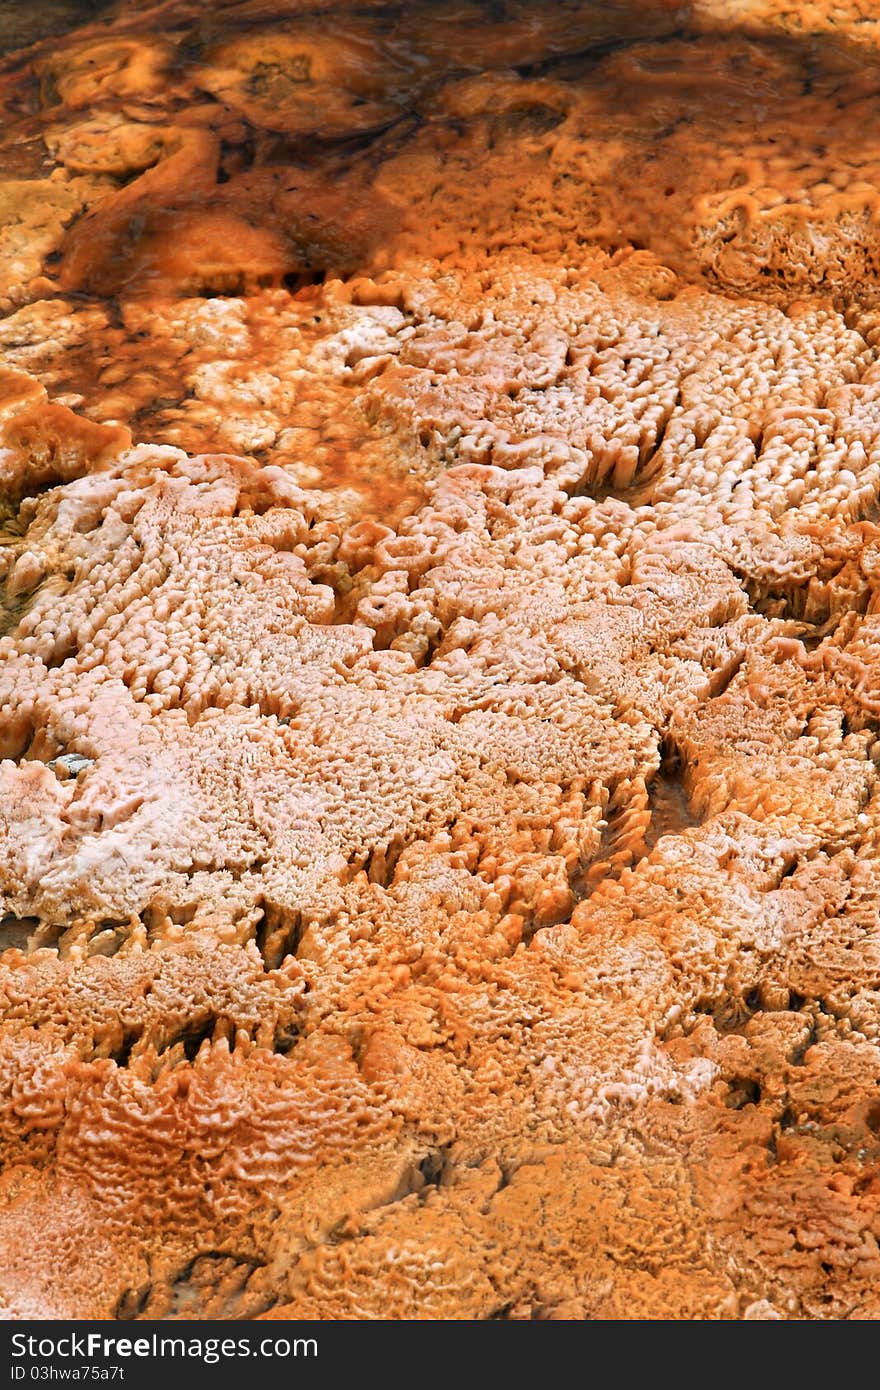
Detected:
left=2, top=0, right=880, bottom=1321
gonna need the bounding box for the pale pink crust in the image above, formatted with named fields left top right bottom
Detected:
left=2, top=0, right=880, bottom=1324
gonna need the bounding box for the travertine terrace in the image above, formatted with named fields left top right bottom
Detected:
left=2, top=0, right=880, bottom=1320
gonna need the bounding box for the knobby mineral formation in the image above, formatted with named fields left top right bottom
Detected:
left=1, top=0, right=880, bottom=1320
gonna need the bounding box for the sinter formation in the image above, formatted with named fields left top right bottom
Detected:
left=2, top=0, right=880, bottom=1320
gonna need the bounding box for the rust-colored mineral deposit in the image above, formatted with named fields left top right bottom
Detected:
left=2, top=0, right=880, bottom=1321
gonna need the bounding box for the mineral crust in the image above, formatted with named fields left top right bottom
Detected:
left=1, top=0, right=880, bottom=1320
